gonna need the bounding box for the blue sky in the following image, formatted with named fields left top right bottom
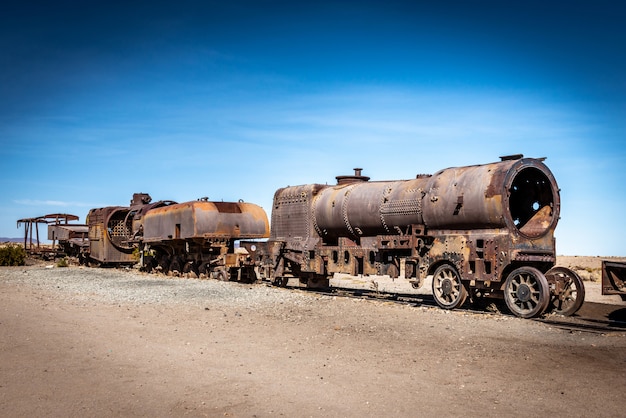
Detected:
left=1, top=1, right=624, bottom=255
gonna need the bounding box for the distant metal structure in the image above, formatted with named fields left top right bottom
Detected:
left=17, top=213, right=84, bottom=258
left=602, top=260, right=626, bottom=301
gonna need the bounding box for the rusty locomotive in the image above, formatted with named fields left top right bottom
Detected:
left=248, top=155, right=584, bottom=318
left=77, top=155, right=583, bottom=318
left=86, top=193, right=269, bottom=282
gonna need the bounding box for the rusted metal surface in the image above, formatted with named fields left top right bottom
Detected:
left=142, top=199, right=269, bottom=242
left=270, top=184, right=324, bottom=243
left=265, top=155, right=579, bottom=318
left=87, top=193, right=175, bottom=264
left=312, top=178, right=425, bottom=240
left=84, top=193, right=269, bottom=281
left=602, top=260, right=626, bottom=300
left=423, top=158, right=559, bottom=237
left=17, top=213, right=82, bottom=257
left=545, top=266, right=585, bottom=315
left=47, top=224, right=89, bottom=258
left=87, top=205, right=132, bottom=263
left=47, top=224, right=88, bottom=241
left=139, top=199, right=269, bottom=282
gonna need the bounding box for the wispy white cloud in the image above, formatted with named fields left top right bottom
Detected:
left=13, top=199, right=101, bottom=208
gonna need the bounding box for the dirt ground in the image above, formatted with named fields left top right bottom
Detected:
left=1, top=259, right=625, bottom=417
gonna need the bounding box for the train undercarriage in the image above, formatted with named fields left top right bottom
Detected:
left=250, top=232, right=585, bottom=318
left=141, top=240, right=258, bottom=283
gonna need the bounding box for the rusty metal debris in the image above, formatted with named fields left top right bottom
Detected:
left=87, top=193, right=175, bottom=264
left=602, top=260, right=626, bottom=301
left=17, top=213, right=87, bottom=258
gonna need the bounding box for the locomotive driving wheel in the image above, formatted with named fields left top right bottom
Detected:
left=544, top=267, right=585, bottom=316
left=504, top=267, right=550, bottom=318
left=432, top=264, right=467, bottom=309
left=216, top=268, right=230, bottom=281
left=168, top=257, right=183, bottom=276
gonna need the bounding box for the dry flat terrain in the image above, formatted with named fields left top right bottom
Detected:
left=557, top=255, right=626, bottom=282
left=1, top=258, right=625, bottom=417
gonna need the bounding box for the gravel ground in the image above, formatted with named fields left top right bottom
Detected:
left=2, top=264, right=311, bottom=308
left=2, top=262, right=626, bottom=417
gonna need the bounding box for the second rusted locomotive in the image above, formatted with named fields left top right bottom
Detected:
left=257, top=155, right=584, bottom=318
left=86, top=193, right=269, bottom=282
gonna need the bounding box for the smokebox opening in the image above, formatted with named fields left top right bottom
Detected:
left=508, top=167, right=556, bottom=238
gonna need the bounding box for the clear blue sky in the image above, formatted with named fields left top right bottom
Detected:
left=1, top=1, right=624, bottom=255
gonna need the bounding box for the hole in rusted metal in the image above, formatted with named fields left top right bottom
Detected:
left=509, top=167, right=555, bottom=238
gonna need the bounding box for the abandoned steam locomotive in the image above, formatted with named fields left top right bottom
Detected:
left=252, top=154, right=584, bottom=318
left=67, top=154, right=583, bottom=318
left=86, top=193, right=269, bottom=282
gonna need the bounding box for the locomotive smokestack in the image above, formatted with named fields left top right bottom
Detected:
left=335, top=168, right=370, bottom=185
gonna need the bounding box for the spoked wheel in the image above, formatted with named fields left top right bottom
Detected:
left=168, top=257, right=183, bottom=276
left=272, top=276, right=289, bottom=287
left=216, top=268, right=230, bottom=281
left=545, top=267, right=585, bottom=316
left=432, top=264, right=468, bottom=309
left=198, top=262, right=210, bottom=278
left=504, top=267, right=550, bottom=318
left=183, top=261, right=199, bottom=278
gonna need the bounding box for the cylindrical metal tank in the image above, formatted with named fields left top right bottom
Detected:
left=310, top=157, right=560, bottom=240
left=312, top=178, right=427, bottom=238
left=142, top=200, right=269, bottom=242
left=422, top=157, right=560, bottom=238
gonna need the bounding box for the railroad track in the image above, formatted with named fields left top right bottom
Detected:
left=535, top=301, right=626, bottom=334
left=533, top=315, right=626, bottom=334
left=290, top=285, right=626, bottom=334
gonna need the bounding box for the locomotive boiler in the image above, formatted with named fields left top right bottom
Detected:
left=263, top=155, right=584, bottom=318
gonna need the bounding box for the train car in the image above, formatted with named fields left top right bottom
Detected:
left=18, top=213, right=84, bottom=259
left=139, top=198, right=270, bottom=282
left=601, top=260, right=626, bottom=301
left=47, top=223, right=89, bottom=259
left=263, top=155, right=584, bottom=318
left=86, top=193, right=175, bottom=264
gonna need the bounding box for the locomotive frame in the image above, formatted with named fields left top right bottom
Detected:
left=255, top=155, right=584, bottom=318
